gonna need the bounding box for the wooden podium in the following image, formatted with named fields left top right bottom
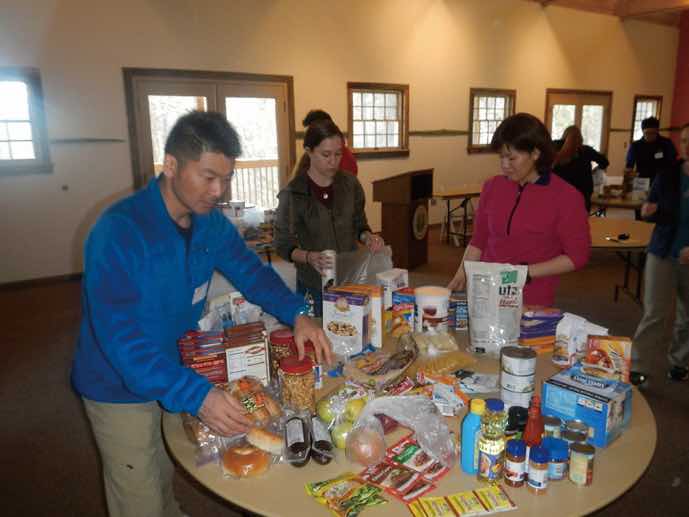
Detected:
left=373, top=169, right=433, bottom=270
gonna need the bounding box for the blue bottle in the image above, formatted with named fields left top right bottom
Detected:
left=461, top=398, right=486, bottom=474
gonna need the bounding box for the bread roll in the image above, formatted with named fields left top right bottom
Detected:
left=247, top=428, right=284, bottom=456
left=222, top=446, right=270, bottom=478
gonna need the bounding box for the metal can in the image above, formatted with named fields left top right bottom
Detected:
left=562, top=430, right=587, bottom=447
left=501, top=346, right=537, bottom=376
left=565, top=419, right=589, bottom=437
left=543, top=415, right=562, bottom=438
left=501, top=386, right=533, bottom=409
left=569, top=443, right=595, bottom=486
left=500, top=369, right=535, bottom=393
left=321, top=249, right=336, bottom=290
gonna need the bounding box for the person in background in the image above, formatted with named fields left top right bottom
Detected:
left=631, top=122, right=689, bottom=385
left=72, top=111, right=332, bottom=517
left=553, top=125, right=609, bottom=212
left=275, top=119, right=383, bottom=316
left=303, top=109, right=358, bottom=175
left=625, top=116, right=677, bottom=184
left=448, top=113, right=590, bottom=307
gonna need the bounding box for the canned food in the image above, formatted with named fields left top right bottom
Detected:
left=500, top=370, right=535, bottom=393
left=501, top=346, right=537, bottom=376
left=569, top=443, right=595, bottom=486
left=501, top=386, right=533, bottom=409
left=565, top=419, right=589, bottom=437
left=562, top=430, right=587, bottom=446
left=321, top=249, right=336, bottom=289
left=543, top=415, right=562, bottom=438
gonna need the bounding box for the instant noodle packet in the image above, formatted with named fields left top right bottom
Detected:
left=305, top=473, right=387, bottom=517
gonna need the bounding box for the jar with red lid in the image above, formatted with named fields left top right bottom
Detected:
left=279, top=356, right=316, bottom=413
left=301, top=340, right=323, bottom=389
left=269, top=328, right=295, bottom=379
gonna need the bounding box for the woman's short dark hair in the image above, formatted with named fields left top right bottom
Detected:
left=491, top=113, right=555, bottom=175
left=164, top=110, right=241, bottom=168
left=302, top=109, right=333, bottom=127
left=294, top=119, right=343, bottom=176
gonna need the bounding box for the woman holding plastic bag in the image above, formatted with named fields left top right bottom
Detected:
left=275, top=119, right=385, bottom=316
left=448, top=113, right=590, bottom=307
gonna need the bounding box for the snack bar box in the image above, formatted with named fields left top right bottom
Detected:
left=541, top=364, right=632, bottom=448
left=332, top=284, right=383, bottom=349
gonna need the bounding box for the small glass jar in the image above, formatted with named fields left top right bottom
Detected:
left=542, top=437, right=569, bottom=481
left=569, top=443, right=595, bottom=486
left=527, top=446, right=549, bottom=495
left=269, top=328, right=295, bottom=380
left=284, top=413, right=310, bottom=468
left=562, top=430, right=587, bottom=447
left=279, top=356, right=316, bottom=413
left=504, top=439, right=526, bottom=488
left=543, top=415, right=562, bottom=438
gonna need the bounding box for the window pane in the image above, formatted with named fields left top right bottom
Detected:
left=496, top=97, right=505, bottom=110
left=225, top=97, right=278, bottom=161
left=385, top=107, right=397, bottom=120
left=148, top=95, right=207, bottom=169
left=10, top=140, right=35, bottom=159
left=7, top=121, right=32, bottom=141
left=362, top=93, right=373, bottom=106
left=479, top=108, right=486, bottom=120
left=0, top=81, right=30, bottom=120
left=374, top=107, right=385, bottom=120
left=352, top=107, right=362, bottom=120
left=352, top=92, right=362, bottom=107
left=353, top=121, right=364, bottom=135
left=0, top=122, right=7, bottom=140
left=388, top=134, right=399, bottom=147
left=385, top=93, right=397, bottom=108
left=376, top=134, right=387, bottom=147
left=376, top=121, right=386, bottom=134
left=387, top=121, right=399, bottom=134
left=374, top=93, right=385, bottom=106
left=582, top=105, right=604, bottom=151
left=487, top=97, right=495, bottom=108
left=0, top=142, right=10, bottom=159
left=365, top=121, right=376, bottom=134
left=363, top=107, right=373, bottom=120
left=365, top=135, right=375, bottom=147
left=551, top=104, right=576, bottom=140
left=478, top=97, right=487, bottom=108
left=353, top=135, right=364, bottom=148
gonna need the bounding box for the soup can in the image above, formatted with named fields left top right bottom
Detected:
left=321, top=250, right=336, bottom=290
left=501, top=370, right=536, bottom=393
left=501, top=385, right=533, bottom=409
left=501, top=346, right=537, bottom=376
left=569, top=443, right=595, bottom=486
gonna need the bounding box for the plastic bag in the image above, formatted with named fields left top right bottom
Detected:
left=465, top=261, right=528, bottom=357
left=338, top=246, right=393, bottom=285
left=348, top=395, right=457, bottom=468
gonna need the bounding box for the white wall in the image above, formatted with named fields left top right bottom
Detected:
left=0, top=0, right=679, bottom=283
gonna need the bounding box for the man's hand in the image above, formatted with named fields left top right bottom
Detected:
left=679, top=247, right=689, bottom=265
left=197, top=387, right=252, bottom=436
left=294, top=315, right=333, bottom=365
left=447, top=265, right=466, bottom=291
left=641, top=202, right=658, bottom=218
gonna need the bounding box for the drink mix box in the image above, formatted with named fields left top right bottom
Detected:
left=542, top=364, right=632, bottom=448
left=583, top=335, right=632, bottom=383
left=322, top=288, right=370, bottom=358
left=388, top=287, right=415, bottom=337
left=331, top=284, right=383, bottom=349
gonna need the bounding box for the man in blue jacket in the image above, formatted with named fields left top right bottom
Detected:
left=625, top=116, right=677, bottom=184
left=72, top=111, right=332, bottom=517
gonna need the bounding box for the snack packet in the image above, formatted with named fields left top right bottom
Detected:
left=306, top=473, right=387, bottom=517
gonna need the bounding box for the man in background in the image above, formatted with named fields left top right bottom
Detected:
left=625, top=116, right=677, bottom=184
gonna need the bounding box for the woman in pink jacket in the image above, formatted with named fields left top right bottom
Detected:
left=448, top=113, right=590, bottom=307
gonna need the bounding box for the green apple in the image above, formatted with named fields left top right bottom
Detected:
left=331, top=421, right=353, bottom=449
left=344, top=398, right=367, bottom=422
left=317, top=398, right=336, bottom=425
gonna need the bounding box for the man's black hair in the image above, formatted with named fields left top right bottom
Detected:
left=164, top=110, right=241, bottom=167
left=641, top=116, right=660, bottom=130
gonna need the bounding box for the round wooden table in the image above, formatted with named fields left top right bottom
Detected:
left=163, top=341, right=656, bottom=517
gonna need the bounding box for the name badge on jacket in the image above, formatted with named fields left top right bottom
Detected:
left=654, top=151, right=664, bottom=159
left=192, top=281, right=209, bottom=305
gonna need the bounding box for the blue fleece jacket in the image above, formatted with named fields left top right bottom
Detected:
left=71, top=178, right=304, bottom=415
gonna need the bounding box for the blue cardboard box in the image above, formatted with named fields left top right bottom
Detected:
left=542, top=364, right=632, bottom=448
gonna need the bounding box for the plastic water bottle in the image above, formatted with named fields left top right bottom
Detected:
left=460, top=398, right=486, bottom=474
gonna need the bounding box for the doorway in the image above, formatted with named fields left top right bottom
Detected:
left=123, top=69, right=295, bottom=210
left=545, top=89, right=612, bottom=153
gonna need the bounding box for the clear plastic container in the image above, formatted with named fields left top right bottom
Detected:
left=279, top=356, right=315, bottom=413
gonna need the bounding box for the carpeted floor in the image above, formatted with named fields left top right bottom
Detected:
left=2, top=227, right=687, bottom=516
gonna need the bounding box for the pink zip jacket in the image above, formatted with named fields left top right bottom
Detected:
left=470, top=172, right=590, bottom=307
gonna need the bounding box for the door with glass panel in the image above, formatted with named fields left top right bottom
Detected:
left=545, top=90, right=612, bottom=153
left=124, top=70, right=293, bottom=210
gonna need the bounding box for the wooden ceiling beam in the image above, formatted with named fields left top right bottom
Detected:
left=617, top=0, right=689, bottom=17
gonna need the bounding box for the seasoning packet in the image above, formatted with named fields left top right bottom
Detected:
left=420, top=496, right=457, bottom=517
left=359, top=461, right=434, bottom=502
left=305, top=473, right=387, bottom=517
left=388, top=436, right=450, bottom=482
left=414, top=485, right=517, bottom=516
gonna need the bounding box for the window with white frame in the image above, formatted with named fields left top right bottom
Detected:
left=348, top=82, right=409, bottom=158
left=0, top=68, right=51, bottom=174
left=468, top=89, right=516, bottom=153
left=632, top=96, right=662, bottom=141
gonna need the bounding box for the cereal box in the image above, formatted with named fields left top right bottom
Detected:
left=583, top=335, right=632, bottom=383
left=389, top=287, right=415, bottom=337
left=332, top=284, right=383, bottom=349
left=322, top=289, right=370, bottom=358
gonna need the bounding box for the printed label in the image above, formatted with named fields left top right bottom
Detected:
left=477, top=444, right=504, bottom=481
left=548, top=461, right=567, bottom=480
left=505, top=458, right=525, bottom=482
left=285, top=418, right=304, bottom=447
left=311, top=417, right=331, bottom=444
left=527, top=467, right=548, bottom=489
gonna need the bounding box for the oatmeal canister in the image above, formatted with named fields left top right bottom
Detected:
left=279, top=356, right=316, bottom=413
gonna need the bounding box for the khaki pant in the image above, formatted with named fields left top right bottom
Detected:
left=633, top=253, right=689, bottom=371
left=83, top=398, right=184, bottom=517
